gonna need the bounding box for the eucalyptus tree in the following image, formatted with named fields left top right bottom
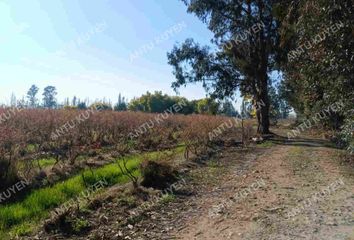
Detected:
left=27, top=85, right=39, bottom=108
left=42, top=86, right=57, bottom=109
left=168, top=0, right=283, bottom=134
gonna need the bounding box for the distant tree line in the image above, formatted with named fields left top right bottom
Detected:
left=3, top=85, right=290, bottom=119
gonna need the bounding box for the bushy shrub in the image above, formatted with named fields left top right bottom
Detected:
left=140, top=160, right=177, bottom=189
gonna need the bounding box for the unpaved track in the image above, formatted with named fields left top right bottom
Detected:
left=173, top=139, right=354, bottom=240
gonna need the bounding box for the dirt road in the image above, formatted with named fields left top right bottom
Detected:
left=171, top=137, right=354, bottom=240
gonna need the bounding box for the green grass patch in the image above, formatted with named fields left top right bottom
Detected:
left=26, top=144, right=37, bottom=153
left=8, top=222, right=34, bottom=238
left=160, top=194, right=176, bottom=204
left=0, top=147, right=184, bottom=238
left=72, top=218, right=90, bottom=234
left=258, top=141, right=275, bottom=148
left=38, top=158, right=57, bottom=168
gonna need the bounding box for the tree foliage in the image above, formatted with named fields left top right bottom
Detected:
left=128, top=91, right=224, bottom=115
left=279, top=0, right=353, bottom=124
left=278, top=0, right=353, bottom=149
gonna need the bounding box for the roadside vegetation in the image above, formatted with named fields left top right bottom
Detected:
left=0, top=147, right=185, bottom=237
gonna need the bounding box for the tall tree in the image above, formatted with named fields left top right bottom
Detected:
left=10, top=93, right=17, bottom=107
left=42, top=86, right=57, bottom=109
left=26, top=84, right=39, bottom=108
left=114, top=93, right=128, bottom=111
left=168, top=0, right=282, bottom=134
left=64, top=97, right=70, bottom=107
left=72, top=96, right=77, bottom=107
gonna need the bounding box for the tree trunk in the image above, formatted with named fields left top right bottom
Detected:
left=259, top=97, right=270, bottom=134
left=257, top=72, right=270, bottom=135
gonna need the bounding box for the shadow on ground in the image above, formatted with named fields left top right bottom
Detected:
left=266, top=133, right=338, bottom=149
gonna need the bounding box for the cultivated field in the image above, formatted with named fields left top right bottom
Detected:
left=0, top=108, right=255, bottom=238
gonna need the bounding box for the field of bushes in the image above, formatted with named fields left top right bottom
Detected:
left=0, top=108, right=254, bottom=237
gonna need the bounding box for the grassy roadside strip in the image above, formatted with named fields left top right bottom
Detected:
left=0, top=146, right=185, bottom=238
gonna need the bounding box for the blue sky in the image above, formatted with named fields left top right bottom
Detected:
left=1, top=0, right=220, bottom=106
